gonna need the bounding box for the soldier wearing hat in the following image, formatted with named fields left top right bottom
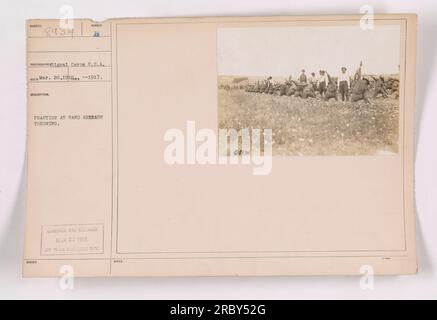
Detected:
left=317, top=70, right=329, bottom=98
left=338, top=67, right=350, bottom=102
left=299, top=69, right=307, bottom=83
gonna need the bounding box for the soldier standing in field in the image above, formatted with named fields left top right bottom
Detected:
left=317, top=70, right=329, bottom=98
left=299, top=69, right=307, bottom=83
left=338, top=67, right=350, bottom=102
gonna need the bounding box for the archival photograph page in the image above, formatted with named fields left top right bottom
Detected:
left=24, top=15, right=417, bottom=276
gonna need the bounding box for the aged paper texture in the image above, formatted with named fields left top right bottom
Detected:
left=24, top=15, right=417, bottom=276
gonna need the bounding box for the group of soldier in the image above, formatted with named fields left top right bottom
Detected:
left=245, top=62, right=397, bottom=104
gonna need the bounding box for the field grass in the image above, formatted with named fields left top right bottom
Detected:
left=218, top=88, right=399, bottom=156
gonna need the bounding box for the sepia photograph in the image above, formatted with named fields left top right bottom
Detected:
left=218, top=25, right=401, bottom=156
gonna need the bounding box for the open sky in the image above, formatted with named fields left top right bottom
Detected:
left=217, top=25, right=401, bottom=78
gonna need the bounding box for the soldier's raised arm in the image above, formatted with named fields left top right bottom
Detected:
left=354, top=61, right=363, bottom=80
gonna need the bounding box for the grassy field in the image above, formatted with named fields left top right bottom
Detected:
left=218, top=88, right=399, bottom=156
